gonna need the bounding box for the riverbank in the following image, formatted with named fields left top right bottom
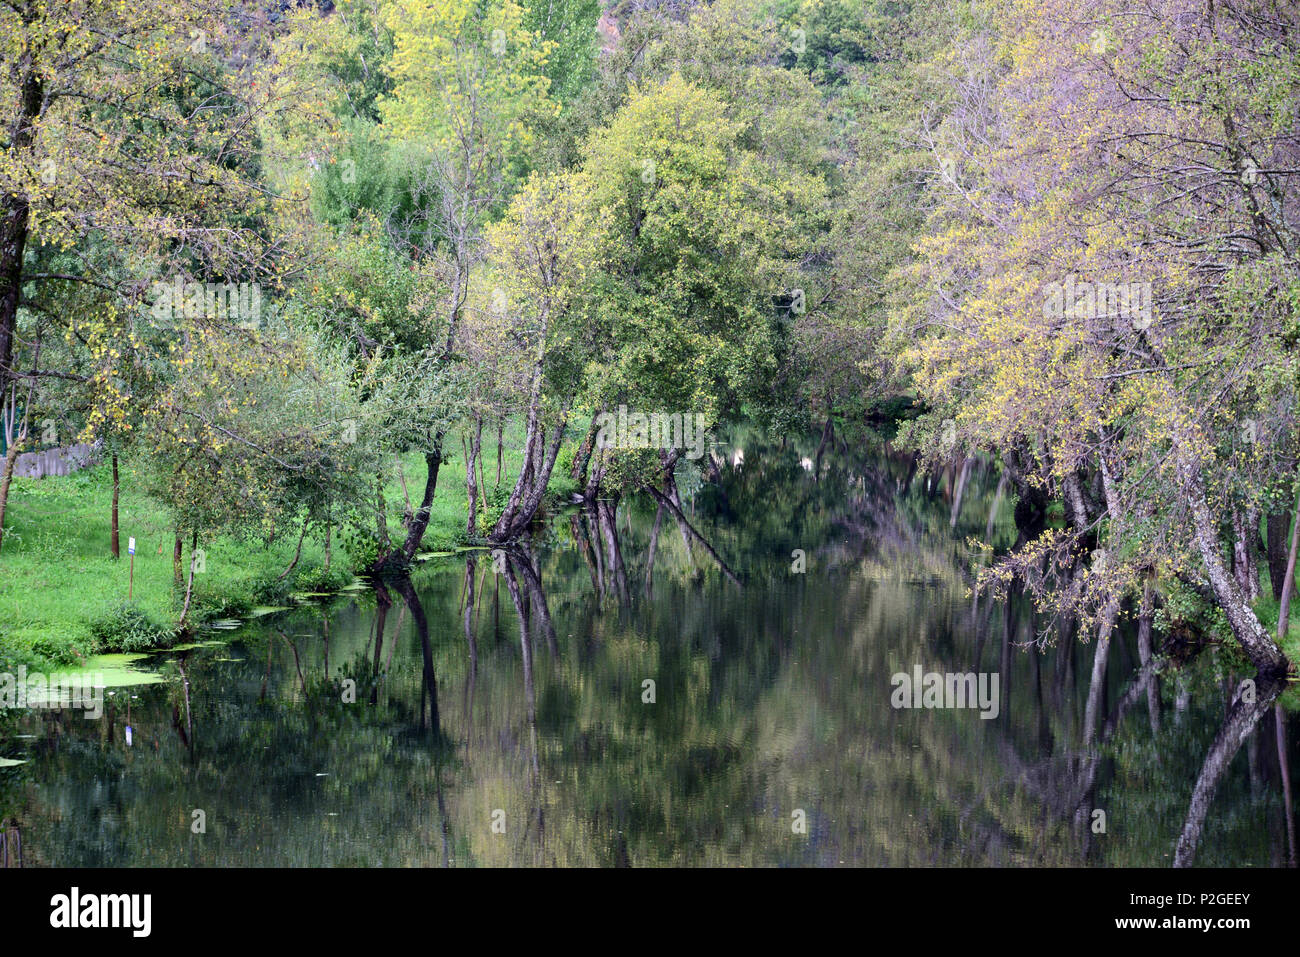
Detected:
left=0, top=431, right=538, bottom=671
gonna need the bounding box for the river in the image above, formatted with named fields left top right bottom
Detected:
left=0, top=433, right=1291, bottom=866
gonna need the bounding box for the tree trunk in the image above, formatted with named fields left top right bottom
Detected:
left=173, top=529, right=183, bottom=585
left=0, top=440, right=20, bottom=555
left=1174, top=472, right=1300, bottom=866
left=476, top=420, right=488, bottom=520
left=179, top=530, right=199, bottom=626
left=0, top=68, right=42, bottom=399
left=813, top=408, right=834, bottom=473
left=465, top=420, right=482, bottom=538
left=110, top=454, right=120, bottom=559
left=1137, top=582, right=1160, bottom=734
left=645, top=485, right=742, bottom=586
left=597, top=498, right=628, bottom=601
left=1082, top=596, right=1120, bottom=747
left=663, top=470, right=697, bottom=569
left=276, top=516, right=310, bottom=581
left=1277, top=704, right=1297, bottom=867
left=645, top=503, right=664, bottom=596
left=571, top=410, right=601, bottom=485
left=396, top=442, right=443, bottom=566
left=1267, top=509, right=1291, bottom=600
left=376, top=470, right=391, bottom=548
left=950, top=456, right=972, bottom=528
left=1232, top=508, right=1260, bottom=601
left=985, top=470, right=1008, bottom=544
left=1173, top=672, right=1285, bottom=866
left=1176, top=439, right=1288, bottom=675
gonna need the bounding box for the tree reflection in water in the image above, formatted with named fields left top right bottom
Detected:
left=1, top=437, right=1294, bottom=867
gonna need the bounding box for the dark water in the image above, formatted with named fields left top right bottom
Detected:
left=1, top=435, right=1293, bottom=866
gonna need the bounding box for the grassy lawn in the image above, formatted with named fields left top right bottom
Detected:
left=0, top=418, right=556, bottom=670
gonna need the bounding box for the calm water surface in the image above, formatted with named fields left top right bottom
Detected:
left=1, top=436, right=1291, bottom=866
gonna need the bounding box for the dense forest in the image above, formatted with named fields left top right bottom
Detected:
left=2, top=0, right=1300, bottom=870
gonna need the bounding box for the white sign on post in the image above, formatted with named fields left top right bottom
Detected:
left=128, top=537, right=136, bottom=556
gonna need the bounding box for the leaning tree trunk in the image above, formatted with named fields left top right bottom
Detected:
left=571, top=410, right=601, bottom=486
left=644, top=504, right=664, bottom=596
left=1176, top=438, right=1288, bottom=675
left=1174, top=467, right=1300, bottom=866
left=1083, top=454, right=1124, bottom=748
left=813, top=406, right=834, bottom=473
left=645, top=486, right=742, bottom=587
left=276, top=516, right=310, bottom=581
left=1174, top=672, right=1286, bottom=866
left=396, top=443, right=443, bottom=567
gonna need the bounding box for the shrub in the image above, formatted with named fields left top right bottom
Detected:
left=89, top=603, right=175, bottom=653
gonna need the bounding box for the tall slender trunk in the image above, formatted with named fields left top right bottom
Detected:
left=492, top=328, right=550, bottom=537
left=110, top=454, right=120, bottom=559
left=1277, top=704, right=1297, bottom=867
left=1083, top=454, right=1123, bottom=748
left=476, top=420, right=487, bottom=520
left=496, top=419, right=504, bottom=488
left=491, top=368, right=570, bottom=542
left=950, top=456, right=972, bottom=528
left=179, top=530, right=199, bottom=626
left=1232, top=508, right=1260, bottom=600
left=0, top=66, right=42, bottom=400
left=0, top=376, right=33, bottom=554
left=173, top=529, right=183, bottom=584
left=1278, top=482, right=1300, bottom=643
left=1137, top=582, right=1160, bottom=734
left=985, top=470, right=1008, bottom=544
left=375, top=470, right=390, bottom=548
left=465, top=420, right=481, bottom=537
left=0, top=441, right=20, bottom=555
left=1267, top=509, right=1291, bottom=600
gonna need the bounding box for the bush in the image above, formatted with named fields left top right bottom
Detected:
left=28, top=627, right=92, bottom=665
left=89, top=602, right=175, bottom=653
left=293, top=562, right=353, bottom=593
